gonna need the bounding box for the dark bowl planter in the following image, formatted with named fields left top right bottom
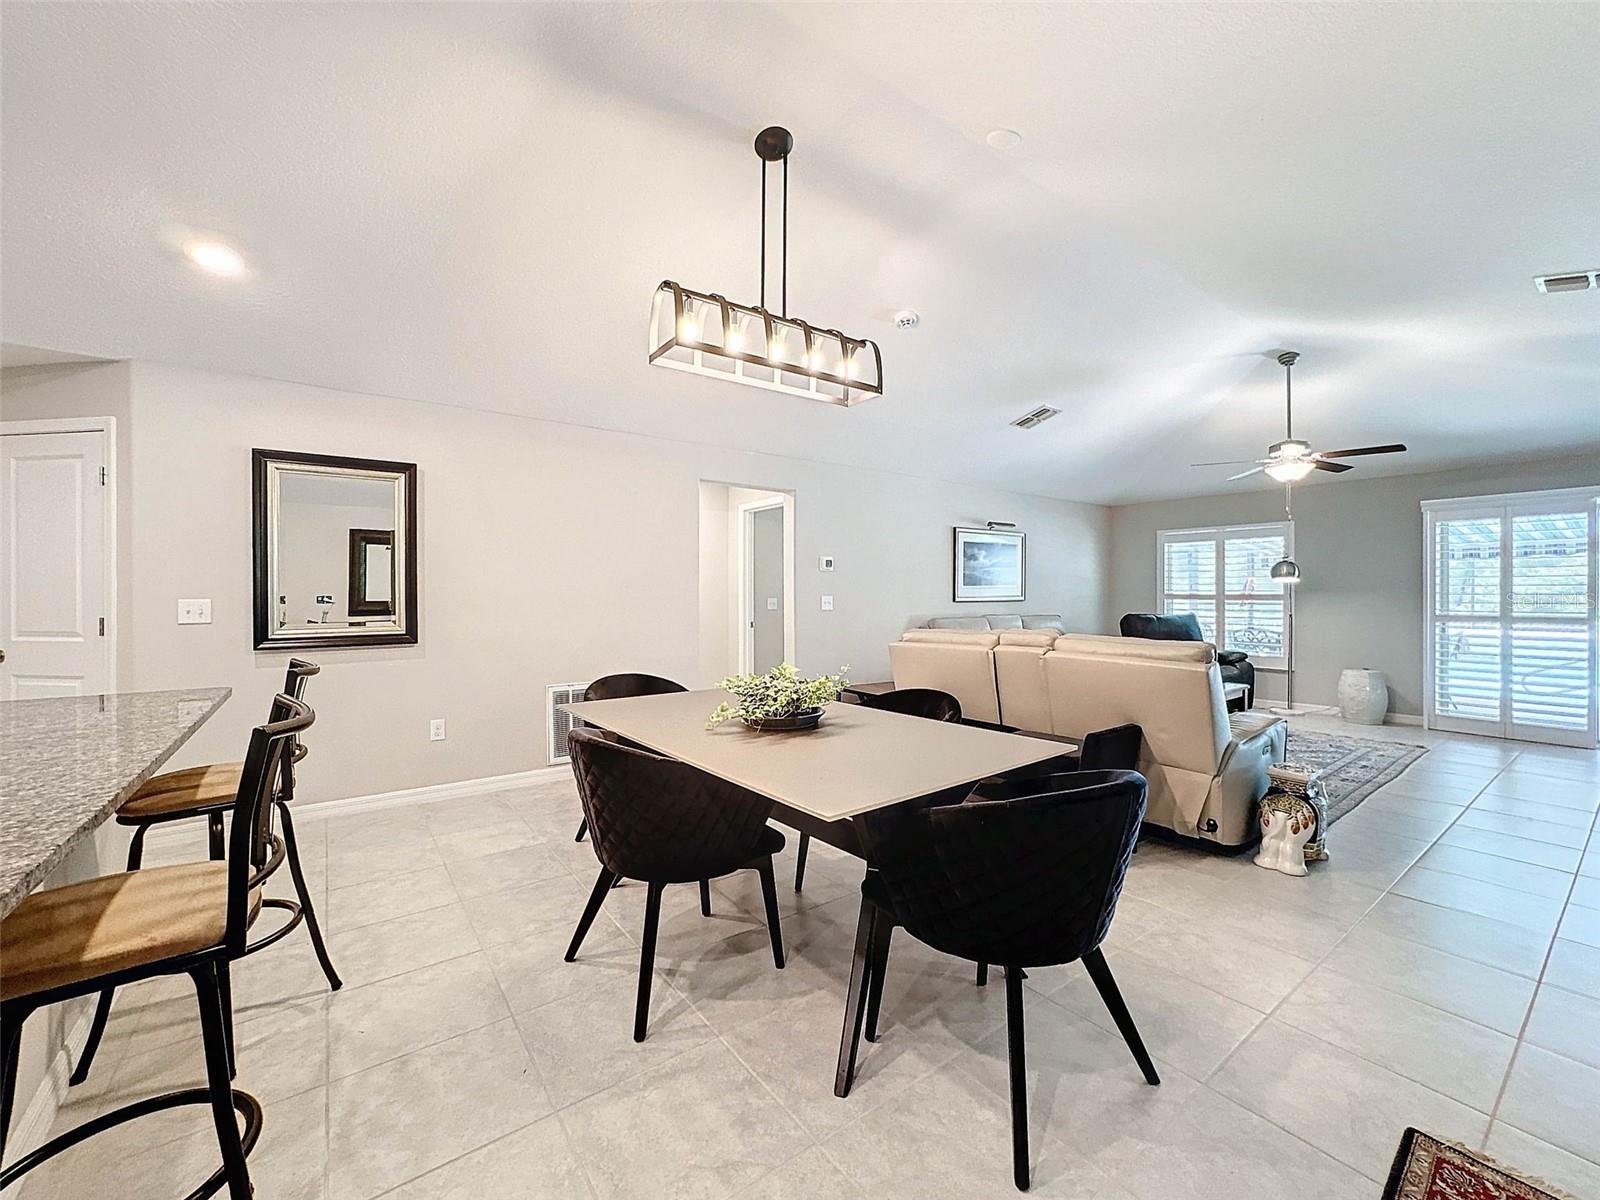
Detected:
left=741, top=707, right=825, bottom=732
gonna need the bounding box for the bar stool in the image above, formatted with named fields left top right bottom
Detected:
left=1, top=693, right=314, bottom=1200
left=70, top=659, right=338, bottom=1087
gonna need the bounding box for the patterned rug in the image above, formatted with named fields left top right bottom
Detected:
left=1384, top=1128, right=1572, bottom=1199
left=1282, top=728, right=1427, bottom=824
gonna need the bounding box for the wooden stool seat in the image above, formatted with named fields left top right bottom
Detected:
left=0, top=863, right=261, bottom=1003
left=117, top=762, right=245, bottom=820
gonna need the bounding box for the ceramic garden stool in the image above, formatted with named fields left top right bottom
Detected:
left=1253, top=763, right=1330, bottom=877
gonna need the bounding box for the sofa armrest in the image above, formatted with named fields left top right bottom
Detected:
left=1215, top=650, right=1249, bottom=666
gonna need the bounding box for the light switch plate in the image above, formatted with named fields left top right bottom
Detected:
left=177, top=598, right=212, bottom=625
left=821, top=595, right=834, bottom=611
left=766, top=597, right=779, bottom=611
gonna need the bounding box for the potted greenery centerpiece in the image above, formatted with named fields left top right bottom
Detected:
left=707, top=663, right=850, bottom=732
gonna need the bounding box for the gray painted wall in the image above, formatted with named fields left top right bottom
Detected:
left=1108, top=453, right=1600, bottom=715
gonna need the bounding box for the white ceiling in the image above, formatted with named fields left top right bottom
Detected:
left=3, top=2, right=1596, bottom=504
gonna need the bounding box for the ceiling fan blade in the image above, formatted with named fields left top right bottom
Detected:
left=1189, top=459, right=1255, bottom=467
left=1318, top=444, right=1408, bottom=458
left=1226, top=466, right=1267, bottom=481
left=1312, top=459, right=1355, bottom=473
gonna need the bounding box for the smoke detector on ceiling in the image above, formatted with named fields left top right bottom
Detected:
left=893, top=310, right=920, bottom=329
left=1534, top=270, right=1597, bottom=294
left=1010, top=405, right=1060, bottom=429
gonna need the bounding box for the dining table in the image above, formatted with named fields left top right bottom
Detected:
left=561, top=686, right=1077, bottom=1094
left=0, top=688, right=231, bottom=918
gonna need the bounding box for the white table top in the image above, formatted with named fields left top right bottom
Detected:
left=562, top=689, right=1074, bottom=823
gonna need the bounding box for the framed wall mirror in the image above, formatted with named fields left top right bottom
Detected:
left=253, top=449, right=418, bottom=649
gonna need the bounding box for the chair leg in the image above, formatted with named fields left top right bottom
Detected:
left=1005, top=968, right=1030, bottom=1191
left=794, top=833, right=810, bottom=892
left=977, top=961, right=989, bottom=987
left=1081, top=948, right=1160, bottom=1086
left=699, top=879, right=712, bottom=917
left=755, top=857, right=785, bottom=969
left=208, top=812, right=225, bottom=861
left=192, top=964, right=252, bottom=1200
left=864, top=916, right=892, bottom=1043
left=833, top=896, right=877, bottom=1098
left=1, top=1003, right=30, bottom=1164
left=279, top=801, right=342, bottom=991
left=575, top=817, right=588, bottom=843
left=71, top=824, right=148, bottom=1086
left=218, top=961, right=237, bottom=1080
left=633, top=881, right=664, bottom=1043
left=565, top=867, right=618, bottom=961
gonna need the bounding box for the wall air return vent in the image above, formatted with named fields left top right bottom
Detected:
left=1010, top=406, right=1061, bottom=429
left=1534, top=271, right=1597, bottom=294
left=546, top=681, right=591, bottom=765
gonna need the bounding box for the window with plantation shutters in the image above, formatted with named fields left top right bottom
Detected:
left=1157, top=523, right=1291, bottom=669
left=1424, top=490, right=1598, bottom=748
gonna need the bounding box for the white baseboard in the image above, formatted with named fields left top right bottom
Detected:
left=1384, top=713, right=1424, bottom=727
left=12, top=1009, right=94, bottom=1159
left=291, top=765, right=572, bottom=822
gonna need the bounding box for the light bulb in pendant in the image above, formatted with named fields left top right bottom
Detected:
left=679, top=311, right=699, bottom=343
left=769, top=335, right=785, bottom=361
left=727, top=324, right=743, bottom=353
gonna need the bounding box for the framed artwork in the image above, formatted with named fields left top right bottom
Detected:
left=953, top=526, right=1025, bottom=602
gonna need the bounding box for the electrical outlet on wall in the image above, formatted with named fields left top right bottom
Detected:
left=821, top=595, right=834, bottom=611
left=429, top=719, right=446, bottom=742
left=818, top=555, right=835, bottom=571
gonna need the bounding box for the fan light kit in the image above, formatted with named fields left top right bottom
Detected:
left=1192, top=351, right=1408, bottom=484
left=648, top=126, right=883, bottom=407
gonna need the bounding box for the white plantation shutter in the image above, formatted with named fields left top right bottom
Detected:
left=1158, top=523, right=1291, bottom=669
left=1425, top=492, right=1598, bottom=748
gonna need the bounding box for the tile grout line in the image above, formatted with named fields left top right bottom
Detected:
left=1484, top=785, right=1600, bottom=1137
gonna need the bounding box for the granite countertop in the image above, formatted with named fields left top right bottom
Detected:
left=0, top=687, right=231, bottom=918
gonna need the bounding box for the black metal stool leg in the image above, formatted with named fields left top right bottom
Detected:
left=565, top=867, right=618, bottom=961
left=794, top=833, right=810, bottom=892
left=699, top=879, right=712, bottom=917
left=1081, top=948, right=1160, bottom=1086
left=192, top=964, right=252, bottom=1200
left=834, top=897, right=877, bottom=1098
left=1005, top=967, right=1030, bottom=1191
left=755, top=857, right=785, bottom=969
left=977, top=961, right=989, bottom=987
left=575, top=817, right=588, bottom=843
left=633, top=882, right=664, bottom=1043
left=217, top=961, right=237, bottom=1079
left=71, top=824, right=149, bottom=1086
left=279, top=801, right=342, bottom=991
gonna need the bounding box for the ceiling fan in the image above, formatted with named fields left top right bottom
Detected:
left=1193, top=351, right=1407, bottom=482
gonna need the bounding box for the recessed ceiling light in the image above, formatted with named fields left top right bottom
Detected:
left=986, top=128, right=1022, bottom=150
left=184, top=239, right=247, bottom=277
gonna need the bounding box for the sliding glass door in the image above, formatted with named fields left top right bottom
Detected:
left=1425, top=490, right=1599, bottom=747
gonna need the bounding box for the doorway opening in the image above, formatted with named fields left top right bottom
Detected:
left=697, top=482, right=795, bottom=683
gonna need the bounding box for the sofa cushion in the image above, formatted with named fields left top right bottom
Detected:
left=1120, top=612, right=1205, bottom=641
left=900, top=628, right=1001, bottom=647
left=985, top=615, right=1025, bottom=630
left=928, top=616, right=991, bottom=631
left=1021, top=614, right=1065, bottom=631
left=1056, top=634, right=1216, bottom=664
left=997, top=629, right=1058, bottom=647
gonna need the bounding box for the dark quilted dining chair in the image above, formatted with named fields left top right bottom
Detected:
left=563, top=728, right=787, bottom=1042
left=573, top=673, right=688, bottom=844
left=835, top=769, right=1159, bottom=1192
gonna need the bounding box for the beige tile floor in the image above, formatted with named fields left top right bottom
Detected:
left=13, top=715, right=1600, bottom=1200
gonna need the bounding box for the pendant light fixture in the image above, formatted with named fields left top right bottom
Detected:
left=648, top=126, right=883, bottom=406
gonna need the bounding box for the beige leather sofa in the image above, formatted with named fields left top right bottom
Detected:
left=888, top=629, right=1287, bottom=846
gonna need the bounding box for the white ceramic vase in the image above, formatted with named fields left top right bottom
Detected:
left=1337, top=668, right=1388, bottom=725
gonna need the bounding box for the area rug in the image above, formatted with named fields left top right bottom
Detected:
left=1383, top=1128, right=1574, bottom=1200
left=1281, top=728, right=1426, bottom=824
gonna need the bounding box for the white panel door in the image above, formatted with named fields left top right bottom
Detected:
left=0, top=430, right=109, bottom=699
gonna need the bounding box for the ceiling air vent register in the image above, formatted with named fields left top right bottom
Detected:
left=1534, top=271, right=1597, bottom=294
left=1011, top=406, right=1061, bottom=430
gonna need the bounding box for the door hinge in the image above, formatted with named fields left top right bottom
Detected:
left=99, top=466, right=107, bottom=486
left=98, top=617, right=106, bottom=637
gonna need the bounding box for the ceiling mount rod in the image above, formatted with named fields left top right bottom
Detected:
left=1278, top=350, right=1299, bottom=440
left=755, top=126, right=793, bottom=318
